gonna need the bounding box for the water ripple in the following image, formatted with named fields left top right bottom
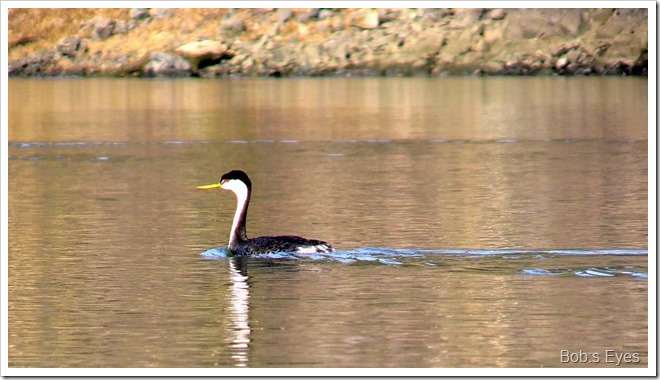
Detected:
left=17, top=138, right=629, bottom=149
left=201, top=247, right=647, bottom=259
left=523, top=267, right=648, bottom=279
left=199, top=247, right=647, bottom=279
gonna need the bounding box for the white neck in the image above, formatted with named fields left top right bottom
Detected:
left=223, top=179, right=249, bottom=246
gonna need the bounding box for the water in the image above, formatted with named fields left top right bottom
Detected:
left=7, top=77, right=649, bottom=369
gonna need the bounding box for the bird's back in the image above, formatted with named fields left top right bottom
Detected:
left=231, top=235, right=334, bottom=256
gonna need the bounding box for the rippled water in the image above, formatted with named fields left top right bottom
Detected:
left=203, top=247, right=649, bottom=278
left=7, top=77, right=649, bottom=370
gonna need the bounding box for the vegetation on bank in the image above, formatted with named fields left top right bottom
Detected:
left=8, top=8, right=648, bottom=77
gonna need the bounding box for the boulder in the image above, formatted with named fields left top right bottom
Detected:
left=277, top=8, right=293, bottom=23
left=9, top=50, right=57, bottom=76
left=56, top=36, right=87, bottom=57
left=296, top=8, right=321, bottom=22
left=176, top=40, right=229, bottom=60
left=447, top=8, right=483, bottom=30
left=355, top=9, right=380, bottom=30
left=112, top=20, right=138, bottom=35
left=176, top=40, right=232, bottom=71
left=143, top=52, right=192, bottom=77
left=115, top=53, right=150, bottom=76
left=220, top=17, right=247, bottom=35
left=318, top=9, right=333, bottom=20
left=487, top=9, right=506, bottom=21
left=129, top=8, right=149, bottom=20
left=91, top=17, right=116, bottom=40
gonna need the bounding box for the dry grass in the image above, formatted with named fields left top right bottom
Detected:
left=8, top=9, right=127, bottom=59
left=8, top=9, right=235, bottom=61
left=8, top=8, right=360, bottom=62
left=8, top=9, right=224, bottom=60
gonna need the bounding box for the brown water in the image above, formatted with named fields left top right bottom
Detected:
left=7, top=77, right=649, bottom=369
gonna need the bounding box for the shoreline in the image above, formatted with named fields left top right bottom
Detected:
left=8, top=8, right=648, bottom=78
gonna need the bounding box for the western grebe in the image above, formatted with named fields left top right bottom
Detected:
left=197, top=170, right=334, bottom=256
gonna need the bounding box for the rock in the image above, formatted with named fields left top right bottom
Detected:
left=322, top=34, right=351, bottom=63
left=500, top=54, right=546, bottom=75
left=277, top=8, right=293, bottom=23
left=149, top=8, right=176, bottom=19
left=318, top=9, right=333, bottom=20
left=428, top=9, right=455, bottom=19
left=483, top=25, right=504, bottom=44
left=448, top=8, right=483, bottom=30
left=220, top=17, right=247, bottom=35
left=262, top=44, right=300, bottom=76
left=9, top=50, right=57, bottom=76
left=400, top=29, right=444, bottom=56
left=176, top=40, right=231, bottom=71
left=297, top=8, right=320, bottom=22
left=598, top=60, right=627, bottom=75
left=488, top=9, right=506, bottom=21
left=115, top=53, right=150, bottom=76
left=299, top=43, right=322, bottom=71
left=58, top=58, right=86, bottom=76
left=112, top=20, right=138, bottom=35
left=554, top=56, right=569, bottom=69
left=129, top=8, right=149, bottom=20
left=552, top=41, right=582, bottom=57
left=240, top=56, right=255, bottom=74
left=594, top=43, right=611, bottom=57
left=565, top=48, right=581, bottom=64
left=143, top=52, right=192, bottom=77
left=56, top=36, right=87, bottom=57
left=91, top=17, right=116, bottom=40
left=378, top=9, right=399, bottom=23
left=176, top=40, right=229, bottom=59
left=252, top=8, right=273, bottom=14
left=355, top=9, right=380, bottom=30
left=631, top=49, right=648, bottom=75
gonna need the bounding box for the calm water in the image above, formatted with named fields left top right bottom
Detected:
left=7, top=77, right=649, bottom=369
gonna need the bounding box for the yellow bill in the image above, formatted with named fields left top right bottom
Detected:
left=197, top=183, right=222, bottom=190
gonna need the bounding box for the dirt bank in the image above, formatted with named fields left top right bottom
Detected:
left=8, top=8, right=648, bottom=77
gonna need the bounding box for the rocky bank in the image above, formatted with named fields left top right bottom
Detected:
left=8, top=8, right=649, bottom=77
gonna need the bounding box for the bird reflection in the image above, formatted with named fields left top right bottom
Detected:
left=226, top=256, right=250, bottom=367
left=224, top=255, right=301, bottom=367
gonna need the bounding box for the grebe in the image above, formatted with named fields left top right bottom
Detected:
left=197, top=170, right=334, bottom=256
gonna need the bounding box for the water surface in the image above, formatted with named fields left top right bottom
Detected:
left=8, top=77, right=648, bottom=369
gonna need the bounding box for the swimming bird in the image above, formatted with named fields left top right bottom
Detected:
left=198, top=170, right=334, bottom=256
